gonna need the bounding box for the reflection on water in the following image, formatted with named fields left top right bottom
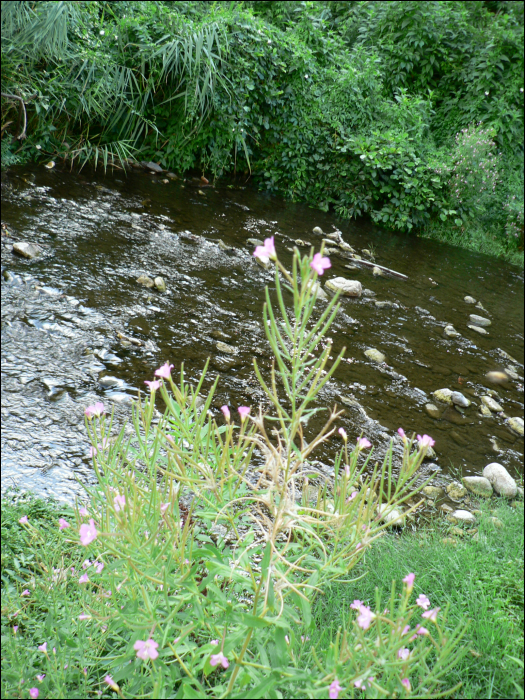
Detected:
left=1, top=164, right=523, bottom=504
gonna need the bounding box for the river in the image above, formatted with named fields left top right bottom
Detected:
left=1, top=163, right=523, bottom=505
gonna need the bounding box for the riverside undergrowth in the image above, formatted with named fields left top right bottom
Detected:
left=2, top=243, right=468, bottom=699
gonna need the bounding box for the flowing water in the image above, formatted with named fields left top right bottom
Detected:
left=1, top=164, right=523, bottom=505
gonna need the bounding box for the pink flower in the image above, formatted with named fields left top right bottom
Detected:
left=329, top=679, right=342, bottom=699
left=301, top=635, right=310, bottom=642
left=417, top=434, right=435, bottom=449
left=78, top=614, right=90, bottom=620
left=113, top=494, right=126, bottom=512
left=285, top=635, right=290, bottom=644
left=19, top=515, right=29, bottom=525
left=357, top=605, right=374, bottom=630
left=29, top=689, right=39, bottom=699
left=79, top=574, right=89, bottom=584
left=79, top=519, right=98, bottom=546
left=155, top=362, right=174, bottom=379
left=134, top=638, right=159, bottom=661
left=36, top=674, right=45, bottom=682
left=397, top=427, right=407, bottom=441
left=210, top=652, right=229, bottom=669
left=160, top=502, right=169, bottom=514
left=253, top=236, right=276, bottom=261
left=38, top=642, right=47, bottom=653
left=238, top=406, right=250, bottom=422
left=104, top=675, right=119, bottom=691
left=144, top=380, right=161, bottom=392
left=221, top=405, right=230, bottom=421
left=95, top=562, right=104, bottom=574
left=21, top=589, right=30, bottom=597
left=402, top=573, right=415, bottom=593
left=79, top=506, right=89, bottom=517
left=13, top=626, right=19, bottom=634
left=416, top=594, right=430, bottom=610
left=210, top=639, right=219, bottom=646
left=416, top=624, right=429, bottom=636
left=401, top=678, right=411, bottom=692
left=398, top=647, right=410, bottom=660
left=85, top=402, right=105, bottom=419
left=338, top=427, right=347, bottom=440
left=422, top=607, right=441, bottom=622
left=310, top=252, right=331, bottom=275
left=356, top=437, right=371, bottom=450
left=58, top=518, right=70, bottom=530
left=347, top=491, right=358, bottom=502
left=82, top=559, right=91, bottom=569
left=350, top=599, right=364, bottom=610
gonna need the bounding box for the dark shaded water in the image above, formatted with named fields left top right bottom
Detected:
left=1, top=164, right=523, bottom=505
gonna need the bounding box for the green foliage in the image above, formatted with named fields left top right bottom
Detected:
left=1, top=0, right=523, bottom=259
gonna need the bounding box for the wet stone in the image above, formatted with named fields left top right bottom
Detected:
left=364, top=348, right=385, bottom=364
left=432, top=388, right=453, bottom=405
left=137, top=274, right=155, bottom=288
left=423, top=485, right=444, bottom=499
left=325, top=277, right=362, bottom=297
left=481, top=396, right=503, bottom=412
left=506, top=417, right=524, bottom=436
left=425, top=403, right=442, bottom=419
left=464, top=296, right=476, bottom=304
left=13, top=242, right=42, bottom=259
left=216, top=341, right=238, bottom=355
left=444, top=325, right=461, bottom=339
left=468, top=324, right=488, bottom=335
left=469, top=314, right=491, bottom=327
left=451, top=391, right=471, bottom=408
left=446, top=481, right=467, bottom=500
left=154, top=277, right=166, bottom=292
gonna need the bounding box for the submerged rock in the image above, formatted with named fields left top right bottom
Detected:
left=482, top=462, right=517, bottom=498
left=305, top=280, right=328, bottom=301
left=325, top=277, right=362, bottom=297
left=364, top=348, right=385, bottom=363
left=216, top=341, right=238, bottom=355
left=422, top=485, right=444, bottom=499
left=444, top=325, right=461, bottom=339
left=425, top=403, right=442, bottom=419
left=312, top=226, right=324, bottom=235
left=461, top=476, right=493, bottom=498
left=469, top=314, right=491, bottom=327
left=506, top=417, right=524, bottom=436
left=247, top=237, right=263, bottom=247
left=13, top=241, right=42, bottom=259
left=464, top=296, right=476, bottom=304
left=137, top=274, right=155, bottom=288
left=372, top=266, right=384, bottom=277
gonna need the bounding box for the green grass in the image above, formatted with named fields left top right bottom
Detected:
left=311, top=499, right=525, bottom=699
left=419, top=220, right=524, bottom=268
left=2, top=490, right=523, bottom=698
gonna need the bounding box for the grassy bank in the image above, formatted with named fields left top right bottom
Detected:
left=311, top=499, right=524, bottom=699
left=2, top=489, right=523, bottom=699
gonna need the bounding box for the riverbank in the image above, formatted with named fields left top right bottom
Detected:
left=2, top=488, right=523, bottom=698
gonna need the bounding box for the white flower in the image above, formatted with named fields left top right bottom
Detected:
left=99, top=30, right=105, bottom=36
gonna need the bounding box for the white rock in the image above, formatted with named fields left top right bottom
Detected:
left=506, top=417, right=524, bottom=436
left=216, top=341, right=238, bottom=355
left=312, top=226, right=324, bottom=235
left=448, top=509, right=476, bottom=524
left=469, top=314, right=491, bottom=327
left=325, top=277, right=362, bottom=297
left=444, top=325, right=461, bottom=339
left=13, top=241, right=42, bottom=259
left=468, top=324, right=489, bottom=335
left=461, top=476, right=493, bottom=497
left=464, top=296, right=476, bottom=304
left=377, top=504, right=405, bottom=527
left=255, top=254, right=271, bottom=269
left=481, top=396, right=503, bottom=412
left=482, top=462, right=517, bottom=498
left=305, top=280, right=328, bottom=301
left=451, top=391, right=471, bottom=407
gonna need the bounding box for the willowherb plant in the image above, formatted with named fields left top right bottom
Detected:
left=17, top=242, right=467, bottom=698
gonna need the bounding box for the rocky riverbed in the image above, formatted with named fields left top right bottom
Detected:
left=1, top=163, right=523, bottom=509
